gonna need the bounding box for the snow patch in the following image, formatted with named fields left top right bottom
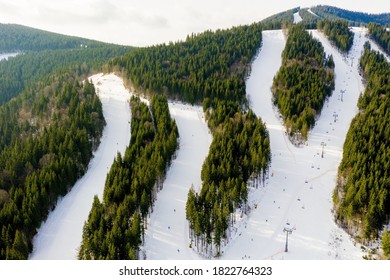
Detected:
left=293, top=12, right=302, bottom=24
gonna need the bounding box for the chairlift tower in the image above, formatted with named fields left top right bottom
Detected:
left=321, top=142, right=326, bottom=158
left=283, top=226, right=295, bottom=252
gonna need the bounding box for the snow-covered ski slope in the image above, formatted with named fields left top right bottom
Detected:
left=28, top=27, right=382, bottom=260
left=143, top=103, right=211, bottom=260
left=293, top=12, right=303, bottom=24
left=30, top=74, right=132, bottom=259
left=221, top=29, right=366, bottom=260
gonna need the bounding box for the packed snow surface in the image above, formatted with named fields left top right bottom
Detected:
left=221, top=30, right=365, bottom=260
left=143, top=103, right=212, bottom=260
left=0, top=52, right=19, bottom=61
left=308, top=8, right=319, bottom=17
left=293, top=12, right=303, bottom=23
left=28, top=27, right=379, bottom=260
left=29, top=73, right=131, bottom=259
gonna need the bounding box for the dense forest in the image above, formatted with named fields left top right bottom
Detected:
left=0, top=71, right=105, bottom=259
left=333, top=42, right=389, bottom=243
left=102, top=23, right=271, bottom=258
left=272, top=24, right=335, bottom=141
left=0, top=24, right=132, bottom=106
left=0, top=47, right=131, bottom=106
left=368, top=23, right=390, bottom=55
left=112, top=23, right=262, bottom=105
left=78, top=95, right=178, bottom=259
left=186, top=104, right=270, bottom=256
left=260, top=8, right=297, bottom=30
left=311, top=5, right=390, bottom=26
left=318, top=19, right=354, bottom=52
left=0, top=24, right=112, bottom=52
left=298, top=8, right=320, bottom=28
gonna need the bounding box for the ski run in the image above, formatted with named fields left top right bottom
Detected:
left=29, top=27, right=385, bottom=260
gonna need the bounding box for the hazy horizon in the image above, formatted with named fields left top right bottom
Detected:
left=0, top=0, right=389, bottom=47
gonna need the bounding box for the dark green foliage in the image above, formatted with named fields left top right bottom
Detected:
left=311, top=5, right=390, bottom=26
left=260, top=7, right=298, bottom=30
left=383, top=231, right=390, bottom=259
left=111, top=23, right=271, bottom=257
left=334, top=43, right=390, bottom=241
left=299, top=9, right=320, bottom=28
left=368, top=23, right=390, bottom=55
left=272, top=24, right=335, bottom=140
left=0, top=72, right=105, bottom=259
left=78, top=95, right=178, bottom=260
left=186, top=103, right=270, bottom=256
left=0, top=23, right=113, bottom=52
left=318, top=20, right=354, bottom=52
left=0, top=47, right=131, bottom=106
left=0, top=23, right=132, bottom=106
left=113, top=23, right=262, bottom=104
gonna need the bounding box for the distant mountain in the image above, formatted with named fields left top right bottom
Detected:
left=0, top=23, right=117, bottom=52
left=260, top=5, right=390, bottom=30
left=0, top=24, right=133, bottom=105
left=261, top=7, right=299, bottom=29
left=309, top=5, right=390, bottom=26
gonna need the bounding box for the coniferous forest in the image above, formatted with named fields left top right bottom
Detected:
left=186, top=106, right=270, bottom=256
left=368, top=23, right=390, bottom=55
left=97, top=23, right=271, bottom=258
left=112, top=23, right=261, bottom=105
left=78, top=95, right=178, bottom=259
left=272, top=24, right=335, bottom=141
left=1, top=5, right=390, bottom=261
left=318, top=19, right=354, bottom=52
left=333, top=42, right=389, bottom=242
left=0, top=72, right=105, bottom=259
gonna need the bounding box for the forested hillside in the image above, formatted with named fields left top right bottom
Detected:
left=112, top=24, right=261, bottom=105
left=0, top=71, right=105, bottom=259
left=318, top=19, right=354, bottom=52
left=0, top=24, right=132, bottom=106
left=368, top=23, right=390, bottom=55
left=311, top=5, right=390, bottom=26
left=0, top=47, right=131, bottom=106
left=186, top=105, right=270, bottom=256
left=260, top=8, right=297, bottom=30
left=0, top=24, right=111, bottom=52
left=334, top=42, right=389, bottom=243
left=102, top=23, right=271, bottom=258
left=78, top=95, right=178, bottom=259
left=272, top=24, right=335, bottom=141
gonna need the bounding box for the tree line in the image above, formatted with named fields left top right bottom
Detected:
left=78, top=95, right=178, bottom=259
left=311, top=5, right=390, bottom=26
left=112, top=23, right=262, bottom=105
left=0, top=72, right=105, bottom=259
left=103, top=23, right=271, bottom=258
left=272, top=23, right=335, bottom=142
left=368, top=23, right=390, bottom=56
left=0, top=23, right=114, bottom=52
left=333, top=42, right=389, bottom=244
left=186, top=103, right=270, bottom=256
left=0, top=47, right=131, bottom=106
left=318, top=19, right=354, bottom=52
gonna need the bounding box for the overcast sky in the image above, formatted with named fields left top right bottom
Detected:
left=0, top=0, right=388, bottom=46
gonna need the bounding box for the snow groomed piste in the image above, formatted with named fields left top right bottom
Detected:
left=30, top=27, right=388, bottom=260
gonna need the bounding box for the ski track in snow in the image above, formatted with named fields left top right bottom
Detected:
left=27, top=27, right=383, bottom=260
left=221, top=29, right=366, bottom=260
left=293, top=12, right=303, bottom=24
left=142, top=102, right=212, bottom=260
left=29, top=73, right=131, bottom=259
